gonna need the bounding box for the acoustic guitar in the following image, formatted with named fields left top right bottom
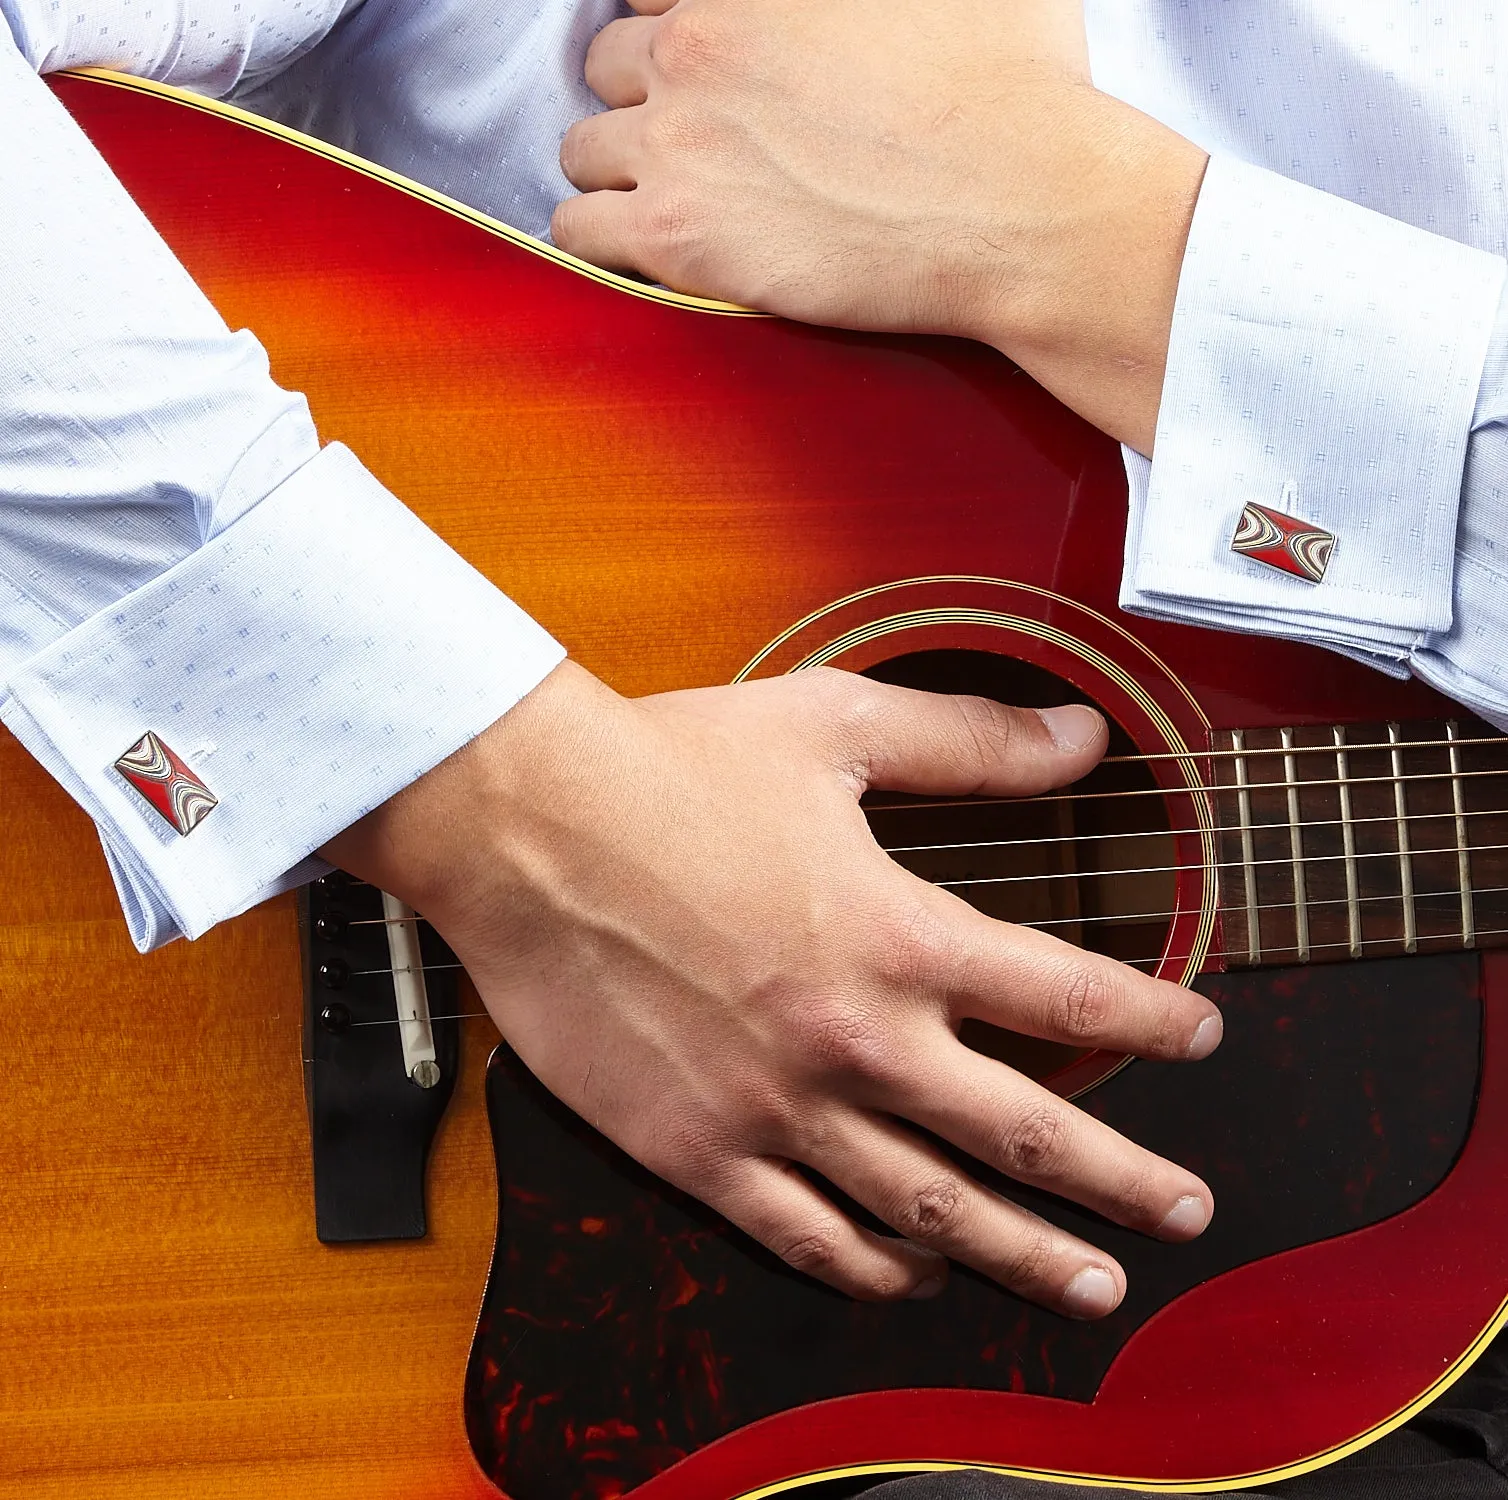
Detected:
left=6, top=66, right=1508, bottom=1500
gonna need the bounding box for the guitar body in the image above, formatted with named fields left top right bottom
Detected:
left=2, top=68, right=1505, bottom=1498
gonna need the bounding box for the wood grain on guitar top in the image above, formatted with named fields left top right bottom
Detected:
left=0, top=728, right=502, bottom=1500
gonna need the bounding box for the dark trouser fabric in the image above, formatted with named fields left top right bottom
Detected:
left=863, top=1331, right=1508, bottom=1500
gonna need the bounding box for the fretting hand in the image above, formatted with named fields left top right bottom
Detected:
left=326, top=662, right=1220, bottom=1317
left=553, top=0, right=1208, bottom=456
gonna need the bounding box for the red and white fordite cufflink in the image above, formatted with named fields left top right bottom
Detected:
left=1231, top=485, right=1334, bottom=583
left=114, top=731, right=217, bottom=835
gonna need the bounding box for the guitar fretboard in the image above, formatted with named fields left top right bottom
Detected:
left=1211, top=720, right=1508, bottom=968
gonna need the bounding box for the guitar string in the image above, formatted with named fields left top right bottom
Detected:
left=342, top=902, right=1508, bottom=1028
left=333, top=802, right=1508, bottom=894
left=325, top=772, right=1508, bottom=875
left=347, top=960, right=464, bottom=979
left=1099, top=732, right=1508, bottom=765
left=326, top=754, right=1508, bottom=835
left=326, top=740, right=1508, bottom=1014
left=335, top=833, right=1508, bottom=905
left=1072, top=927, right=1508, bottom=972
left=1109, top=923, right=1508, bottom=970
left=318, top=737, right=1508, bottom=784
left=328, top=827, right=1508, bottom=977
left=876, top=804, right=1503, bottom=858
left=339, top=873, right=1508, bottom=970
left=332, top=805, right=1508, bottom=893
left=866, top=761, right=1508, bottom=812
left=918, top=836, right=1508, bottom=891
left=1002, top=879, right=1508, bottom=933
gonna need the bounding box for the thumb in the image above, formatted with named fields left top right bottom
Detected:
left=818, top=674, right=1108, bottom=797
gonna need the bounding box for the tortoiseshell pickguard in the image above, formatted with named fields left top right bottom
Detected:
left=465, top=953, right=1482, bottom=1500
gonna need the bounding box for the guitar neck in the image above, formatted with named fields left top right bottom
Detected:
left=1211, top=719, right=1508, bottom=968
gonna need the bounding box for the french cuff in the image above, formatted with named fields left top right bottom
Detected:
left=1120, top=154, right=1506, bottom=659
left=0, top=443, right=564, bottom=951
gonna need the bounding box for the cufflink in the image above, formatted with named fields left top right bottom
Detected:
left=1230, top=484, right=1334, bottom=583
left=114, top=731, right=217, bottom=836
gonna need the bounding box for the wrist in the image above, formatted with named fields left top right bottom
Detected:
left=964, top=93, right=1207, bottom=455
left=319, top=658, right=619, bottom=927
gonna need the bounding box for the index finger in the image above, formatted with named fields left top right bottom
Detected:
left=551, top=188, right=650, bottom=277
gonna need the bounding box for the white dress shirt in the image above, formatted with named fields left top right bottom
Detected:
left=3, top=0, right=1508, bottom=952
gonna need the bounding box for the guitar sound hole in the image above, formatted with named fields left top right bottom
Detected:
left=861, top=649, right=1175, bottom=1087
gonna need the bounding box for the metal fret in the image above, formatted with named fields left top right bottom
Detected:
left=1333, top=726, right=1362, bottom=957
left=1388, top=723, right=1418, bottom=953
left=1232, top=729, right=1261, bottom=965
left=1448, top=720, right=1475, bottom=948
left=1281, top=727, right=1310, bottom=962
left=1210, top=717, right=1508, bottom=969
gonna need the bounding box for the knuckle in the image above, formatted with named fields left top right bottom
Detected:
left=650, top=1110, right=727, bottom=1180
left=895, top=1176, right=968, bottom=1243
left=793, top=996, right=895, bottom=1084
left=1114, top=1163, right=1165, bottom=1228
left=880, top=900, right=960, bottom=999
left=806, top=664, right=875, bottom=719
left=651, top=6, right=728, bottom=79
left=584, top=18, right=632, bottom=84
left=1147, top=997, right=1190, bottom=1059
left=822, top=675, right=888, bottom=780
left=557, top=120, right=595, bottom=180
left=950, top=694, right=1009, bottom=773
left=998, top=1219, right=1058, bottom=1294
left=728, top=1078, right=803, bottom=1147
left=641, top=104, right=707, bottom=158
left=801, top=664, right=859, bottom=703
left=997, top=1104, right=1070, bottom=1180
left=772, top=1219, right=844, bottom=1279
left=841, top=682, right=889, bottom=738
left=549, top=196, right=581, bottom=248
left=642, top=192, right=700, bottom=250
left=1055, top=962, right=1117, bottom=1042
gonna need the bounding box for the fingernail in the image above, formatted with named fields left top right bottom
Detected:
left=1036, top=705, right=1102, bottom=755
left=907, top=1276, right=946, bottom=1301
left=1157, top=1194, right=1209, bottom=1241
left=1186, top=1012, right=1223, bottom=1060
left=1062, top=1266, right=1119, bottom=1320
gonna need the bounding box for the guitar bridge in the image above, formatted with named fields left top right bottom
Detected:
left=300, top=871, right=462, bottom=1242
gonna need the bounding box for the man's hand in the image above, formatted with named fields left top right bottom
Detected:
left=326, top=662, right=1220, bottom=1317
left=552, top=0, right=1208, bottom=455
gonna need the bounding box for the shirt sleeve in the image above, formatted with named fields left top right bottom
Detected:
left=0, top=15, right=564, bottom=950
left=1405, top=290, right=1508, bottom=725
left=1119, top=153, right=1508, bottom=686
